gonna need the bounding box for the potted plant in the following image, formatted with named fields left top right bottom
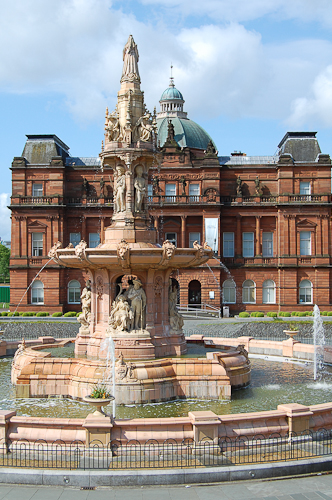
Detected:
left=284, top=321, right=299, bottom=340
left=83, top=383, right=115, bottom=416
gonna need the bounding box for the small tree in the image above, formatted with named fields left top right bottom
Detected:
left=0, top=244, right=10, bottom=282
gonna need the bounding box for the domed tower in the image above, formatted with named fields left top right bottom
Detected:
left=156, top=72, right=215, bottom=150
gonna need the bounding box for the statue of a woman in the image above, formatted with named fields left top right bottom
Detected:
left=121, top=35, right=140, bottom=82
left=115, top=166, right=126, bottom=212
left=134, top=165, right=145, bottom=212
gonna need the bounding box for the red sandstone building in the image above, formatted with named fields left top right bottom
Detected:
left=9, top=77, right=332, bottom=315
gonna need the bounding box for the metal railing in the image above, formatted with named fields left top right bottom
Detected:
left=0, top=430, right=331, bottom=470
left=178, top=303, right=221, bottom=318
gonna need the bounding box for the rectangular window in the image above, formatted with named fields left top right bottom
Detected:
left=32, top=233, right=43, bottom=256
left=205, top=218, right=219, bottom=254
left=223, top=232, right=234, bottom=257
left=189, top=184, right=200, bottom=202
left=89, top=233, right=100, bottom=248
left=32, top=183, right=43, bottom=197
left=300, top=231, right=311, bottom=256
left=165, top=184, right=176, bottom=202
left=189, top=232, right=200, bottom=248
left=147, top=184, right=153, bottom=197
left=262, top=232, right=273, bottom=257
left=300, top=182, right=311, bottom=195
left=70, top=233, right=81, bottom=247
left=243, top=232, right=254, bottom=258
left=165, top=232, right=177, bottom=247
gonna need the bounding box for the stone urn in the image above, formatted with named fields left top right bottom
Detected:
left=284, top=330, right=299, bottom=340
left=83, top=395, right=115, bottom=416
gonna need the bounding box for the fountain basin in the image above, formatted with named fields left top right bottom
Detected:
left=11, top=344, right=250, bottom=404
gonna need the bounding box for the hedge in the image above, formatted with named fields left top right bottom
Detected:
left=52, top=312, right=63, bottom=317
left=239, top=312, right=250, bottom=318
left=36, top=312, right=49, bottom=317
left=63, top=311, right=77, bottom=317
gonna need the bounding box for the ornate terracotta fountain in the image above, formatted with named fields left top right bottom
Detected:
left=11, top=36, right=250, bottom=404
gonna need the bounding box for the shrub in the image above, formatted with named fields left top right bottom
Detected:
left=321, top=311, right=329, bottom=316
left=1, top=312, right=8, bottom=316
left=76, top=312, right=82, bottom=317
left=36, top=312, right=49, bottom=317
left=267, top=312, right=278, bottom=317
left=296, top=312, right=306, bottom=317
left=30, top=312, right=37, bottom=316
left=256, top=312, right=264, bottom=317
left=305, top=311, right=313, bottom=316
left=52, top=312, right=63, bottom=317
left=282, top=312, right=291, bottom=317
left=7, top=312, right=13, bottom=317
left=239, top=312, right=250, bottom=318
left=327, top=312, right=332, bottom=316
left=64, top=311, right=77, bottom=317
left=291, top=311, right=298, bottom=316
left=19, top=312, right=24, bottom=316
left=22, top=312, right=30, bottom=317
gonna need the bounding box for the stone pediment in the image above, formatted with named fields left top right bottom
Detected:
left=296, top=219, right=317, bottom=228
left=27, top=220, right=48, bottom=230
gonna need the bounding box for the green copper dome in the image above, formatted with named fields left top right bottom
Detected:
left=156, top=117, right=215, bottom=150
left=160, top=86, right=184, bottom=101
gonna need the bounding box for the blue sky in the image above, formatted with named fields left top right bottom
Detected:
left=1, top=0, right=332, bottom=240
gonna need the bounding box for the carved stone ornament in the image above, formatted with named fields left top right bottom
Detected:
left=48, top=241, right=62, bottom=259
left=77, top=284, right=91, bottom=330
left=75, top=240, right=87, bottom=260
left=117, top=239, right=130, bottom=267
left=154, top=276, right=163, bottom=297
left=205, top=188, right=218, bottom=202
left=163, top=240, right=175, bottom=260
left=96, top=276, right=104, bottom=300
left=193, top=240, right=212, bottom=259
left=108, top=294, right=133, bottom=332
left=115, top=352, right=128, bottom=380
left=66, top=243, right=74, bottom=249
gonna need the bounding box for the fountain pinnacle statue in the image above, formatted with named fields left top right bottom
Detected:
left=121, top=35, right=140, bottom=84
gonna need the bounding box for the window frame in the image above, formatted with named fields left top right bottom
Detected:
left=243, top=232, right=254, bottom=258
left=32, top=232, right=43, bottom=257
left=223, top=279, right=236, bottom=304
left=300, top=231, right=311, bottom=256
left=32, top=183, right=43, bottom=197
left=242, top=279, right=256, bottom=303
left=68, top=280, right=81, bottom=304
left=262, top=232, right=273, bottom=258
left=262, top=279, right=276, bottom=304
left=223, top=232, right=234, bottom=258
left=189, top=232, right=201, bottom=248
left=165, top=232, right=177, bottom=247
left=89, top=233, right=100, bottom=248
left=299, top=279, right=313, bottom=304
left=31, top=280, right=44, bottom=304
left=69, top=233, right=81, bottom=248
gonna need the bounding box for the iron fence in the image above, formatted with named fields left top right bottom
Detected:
left=0, top=430, right=331, bottom=470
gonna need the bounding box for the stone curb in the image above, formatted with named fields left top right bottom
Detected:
left=0, top=456, right=331, bottom=487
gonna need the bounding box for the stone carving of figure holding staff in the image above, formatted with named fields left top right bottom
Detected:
left=121, top=35, right=140, bottom=82
left=115, top=166, right=126, bottom=212
left=124, top=278, right=146, bottom=330
left=134, top=165, right=145, bottom=212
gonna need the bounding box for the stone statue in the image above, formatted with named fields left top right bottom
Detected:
left=180, top=176, right=187, bottom=195
left=168, top=280, right=184, bottom=331
left=134, top=165, right=145, bottom=212
left=236, top=176, right=242, bottom=197
left=152, top=176, right=159, bottom=195
left=48, top=241, right=62, bottom=259
left=124, top=278, right=146, bottom=330
left=134, top=112, right=154, bottom=142
left=77, top=282, right=91, bottom=329
left=100, top=177, right=106, bottom=198
left=255, top=176, right=262, bottom=196
left=109, top=294, right=133, bottom=332
left=74, top=240, right=87, bottom=260
left=121, top=35, right=140, bottom=83
left=115, top=166, right=126, bottom=212
left=106, top=110, right=121, bottom=142
left=162, top=240, right=175, bottom=260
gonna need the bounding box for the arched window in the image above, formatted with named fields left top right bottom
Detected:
left=262, top=280, right=276, bottom=304
left=242, top=280, right=255, bottom=303
left=68, top=280, right=81, bottom=304
left=31, top=280, right=44, bottom=304
left=223, top=279, right=236, bottom=304
left=299, top=280, right=312, bottom=304
left=188, top=280, right=201, bottom=305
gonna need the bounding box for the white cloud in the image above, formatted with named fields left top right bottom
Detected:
left=139, top=0, right=332, bottom=26
left=287, top=65, right=332, bottom=128
left=0, top=195, right=11, bottom=242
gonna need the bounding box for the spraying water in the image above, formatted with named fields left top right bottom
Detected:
left=313, top=304, right=325, bottom=381
left=101, top=336, right=116, bottom=417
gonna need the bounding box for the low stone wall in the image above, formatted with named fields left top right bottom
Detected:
left=0, top=321, right=79, bottom=341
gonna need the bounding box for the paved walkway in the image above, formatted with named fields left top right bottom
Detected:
left=0, top=473, right=332, bottom=499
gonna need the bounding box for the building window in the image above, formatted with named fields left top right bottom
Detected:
left=262, top=232, right=273, bottom=257
left=189, top=184, right=200, bottom=202
left=223, top=232, right=234, bottom=257
left=165, top=183, right=176, bottom=202
left=243, top=279, right=256, bottom=303
left=300, top=231, right=311, bottom=256
left=148, top=184, right=153, bottom=197
left=32, top=233, right=43, bottom=256
left=165, top=232, right=177, bottom=247
left=68, top=280, right=81, bottom=304
left=299, top=280, right=312, bottom=304
left=70, top=233, right=81, bottom=247
left=300, top=182, right=311, bottom=195
left=31, top=280, right=44, bottom=304
left=189, top=232, right=200, bottom=248
left=32, top=183, right=43, bottom=197
left=243, top=232, right=254, bottom=258
left=89, top=233, right=100, bottom=248
left=223, top=279, right=236, bottom=304
left=262, top=280, right=276, bottom=304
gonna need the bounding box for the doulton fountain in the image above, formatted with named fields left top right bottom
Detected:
left=11, top=35, right=250, bottom=406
